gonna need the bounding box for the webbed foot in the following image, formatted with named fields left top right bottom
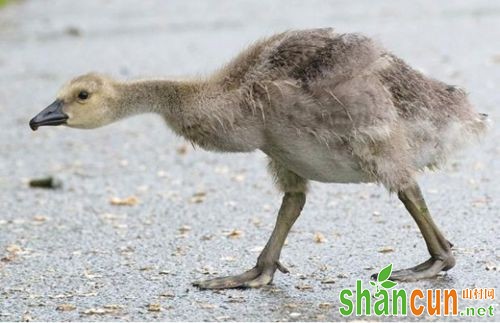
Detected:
left=371, top=254, right=455, bottom=282
left=193, top=261, right=289, bottom=289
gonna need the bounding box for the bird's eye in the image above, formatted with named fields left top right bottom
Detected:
left=78, top=91, right=89, bottom=100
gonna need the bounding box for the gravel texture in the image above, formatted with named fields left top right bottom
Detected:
left=0, top=0, right=498, bottom=321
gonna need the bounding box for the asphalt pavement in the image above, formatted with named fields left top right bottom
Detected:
left=0, top=0, right=498, bottom=321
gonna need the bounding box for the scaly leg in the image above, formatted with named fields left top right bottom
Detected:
left=193, top=192, right=305, bottom=289
left=194, top=160, right=307, bottom=289
left=373, top=182, right=455, bottom=281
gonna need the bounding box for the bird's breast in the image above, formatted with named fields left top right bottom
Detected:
left=262, top=133, right=371, bottom=183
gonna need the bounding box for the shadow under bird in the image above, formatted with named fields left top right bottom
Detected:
left=30, top=28, right=489, bottom=289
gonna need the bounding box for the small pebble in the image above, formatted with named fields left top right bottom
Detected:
left=64, top=26, right=82, bottom=37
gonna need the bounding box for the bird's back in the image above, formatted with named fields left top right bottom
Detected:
left=215, top=28, right=382, bottom=90
left=210, top=29, right=488, bottom=183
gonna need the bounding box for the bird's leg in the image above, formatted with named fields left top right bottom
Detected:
left=373, top=182, right=455, bottom=282
left=193, top=192, right=306, bottom=289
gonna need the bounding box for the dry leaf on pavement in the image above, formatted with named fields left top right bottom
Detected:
left=313, top=232, right=327, bottom=243
left=56, top=304, right=76, bottom=312
left=226, top=229, right=243, bottom=239
left=378, top=246, right=395, bottom=253
left=147, top=303, right=162, bottom=312
left=110, top=196, right=139, bottom=206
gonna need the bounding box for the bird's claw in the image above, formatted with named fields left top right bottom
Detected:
left=193, top=261, right=288, bottom=290
left=371, top=255, right=455, bottom=282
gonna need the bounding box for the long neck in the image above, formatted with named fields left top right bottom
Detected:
left=115, top=79, right=202, bottom=130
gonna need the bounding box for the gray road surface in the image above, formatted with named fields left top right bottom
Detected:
left=0, top=0, right=498, bottom=321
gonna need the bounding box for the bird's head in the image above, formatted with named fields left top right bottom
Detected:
left=30, top=73, right=118, bottom=131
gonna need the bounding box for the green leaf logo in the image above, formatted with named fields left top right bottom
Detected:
left=372, top=264, right=397, bottom=293
left=377, top=263, right=393, bottom=282
left=381, top=280, right=397, bottom=289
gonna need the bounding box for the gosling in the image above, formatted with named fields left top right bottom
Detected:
left=30, top=28, right=488, bottom=289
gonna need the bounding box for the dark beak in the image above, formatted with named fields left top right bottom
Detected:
left=29, top=99, right=68, bottom=131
